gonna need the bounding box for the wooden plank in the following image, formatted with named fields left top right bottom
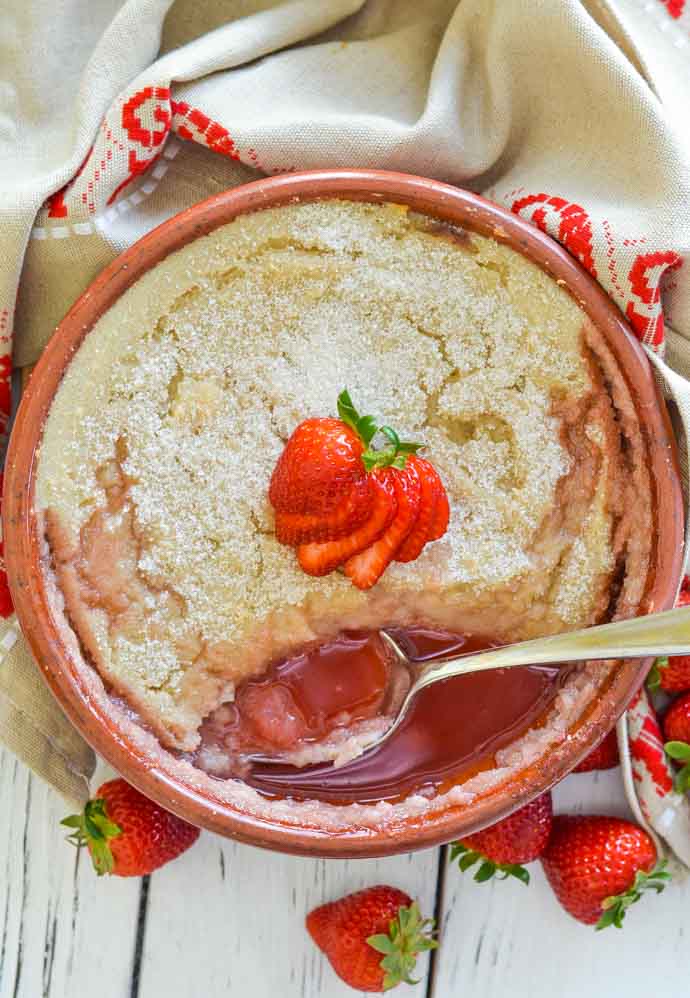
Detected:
left=0, top=751, right=142, bottom=998
left=139, top=831, right=441, bottom=998
left=7, top=745, right=689, bottom=998
left=431, top=769, right=689, bottom=998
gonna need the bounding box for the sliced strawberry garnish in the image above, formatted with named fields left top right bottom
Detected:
left=395, top=456, right=441, bottom=562
left=297, top=470, right=397, bottom=577
left=344, top=462, right=422, bottom=590
left=275, top=478, right=373, bottom=545
left=269, top=390, right=451, bottom=587
left=427, top=474, right=450, bottom=541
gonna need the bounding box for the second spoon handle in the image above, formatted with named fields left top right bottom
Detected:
left=414, top=606, right=690, bottom=689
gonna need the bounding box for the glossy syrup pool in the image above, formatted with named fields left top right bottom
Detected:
left=193, top=628, right=568, bottom=804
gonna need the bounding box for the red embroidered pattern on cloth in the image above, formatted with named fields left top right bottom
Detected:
left=626, top=251, right=683, bottom=346
left=107, top=85, right=172, bottom=204
left=171, top=100, right=240, bottom=160
left=659, top=0, right=687, bottom=19
left=510, top=193, right=597, bottom=277
left=35, top=86, right=244, bottom=223
left=629, top=689, right=675, bottom=805
left=508, top=190, right=683, bottom=348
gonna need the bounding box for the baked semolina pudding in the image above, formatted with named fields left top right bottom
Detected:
left=36, top=199, right=652, bottom=807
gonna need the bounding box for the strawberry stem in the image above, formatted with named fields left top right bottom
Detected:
left=61, top=798, right=122, bottom=876
left=646, top=658, right=667, bottom=692
left=367, top=902, right=437, bottom=990
left=337, top=389, right=422, bottom=472
left=449, top=842, right=530, bottom=885
left=595, top=860, right=670, bottom=930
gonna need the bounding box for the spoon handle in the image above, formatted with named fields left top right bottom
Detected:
left=413, top=606, right=690, bottom=689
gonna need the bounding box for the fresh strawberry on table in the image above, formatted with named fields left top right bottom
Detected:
left=450, top=792, right=552, bottom=885
left=62, top=778, right=200, bottom=876
left=306, top=885, right=437, bottom=992
left=647, top=581, right=690, bottom=693
left=271, top=390, right=451, bottom=589
left=662, top=690, right=690, bottom=793
left=540, top=815, right=669, bottom=928
left=572, top=729, right=619, bottom=773
left=662, top=690, right=690, bottom=744
left=649, top=655, right=690, bottom=694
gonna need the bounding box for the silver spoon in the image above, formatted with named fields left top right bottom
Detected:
left=248, top=606, right=690, bottom=769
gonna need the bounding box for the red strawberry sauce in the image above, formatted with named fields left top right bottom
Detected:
left=192, top=628, right=566, bottom=804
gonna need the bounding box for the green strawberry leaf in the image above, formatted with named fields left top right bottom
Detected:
left=366, top=902, right=437, bottom=991
left=356, top=414, right=379, bottom=445
left=61, top=815, right=83, bottom=829
left=675, top=765, right=690, bottom=794
left=497, top=863, right=531, bottom=886
left=665, top=742, right=690, bottom=793
left=61, top=798, right=122, bottom=876
left=367, top=934, right=396, bottom=955
left=664, top=740, right=690, bottom=762
left=338, top=388, right=423, bottom=472
left=646, top=661, right=662, bottom=692
left=474, top=861, right=497, bottom=883
left=336, top=389, right=360, bottom=433
left=595, top=861, right=671, bottom=931
left=449, top=841, right=530, bottom=885
left=460, top=853, right=482, bottom=873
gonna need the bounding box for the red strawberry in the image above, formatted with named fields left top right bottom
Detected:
left=450, top=792, right=552, bottom=885
left=573, top=730, right=619, bottom=773
left=269, top=417, right=366, bottom=516
left=649, top=655, right=690, bottom=694
left=662, top=691, right=690, bottom=793
left=345, top=462, right=422, bottom=590
left=662, top=691, right=690, bottom=743
left=306, top=885, right=436, bottom=992
left=275, top=478, right=373, bottom=544
left=395, top=456, right=448, bottom=562
left=646, top=581, right=690, bottom=690
left=62, top=778, right=200, bottom=876
left=298, top=470, right=397, bottom=576
left=270, top=392, right=421, bottom=519
left=540, top=815, right=669, bottom=928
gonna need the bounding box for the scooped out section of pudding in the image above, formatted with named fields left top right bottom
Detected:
left=194, top=631, right=406, bottom=776
left=36, top=197, right=653, bottom=814
left=193, top=627, right=566, bottom=806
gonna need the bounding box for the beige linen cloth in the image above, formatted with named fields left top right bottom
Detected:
left=2, top=0, right=690, bottom=853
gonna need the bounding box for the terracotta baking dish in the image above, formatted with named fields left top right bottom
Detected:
left=3, top=170, right=684, bottom=857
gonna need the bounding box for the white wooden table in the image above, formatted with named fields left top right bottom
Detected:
left=2, top=747, right=688, bottom=998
